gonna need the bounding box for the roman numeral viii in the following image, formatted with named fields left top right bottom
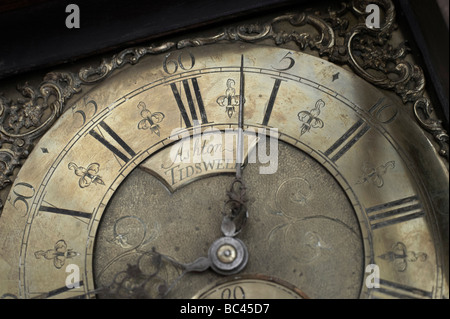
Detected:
left=366, top=195, right=424, bottom=230
left=170, top=78, right=208, bottom=128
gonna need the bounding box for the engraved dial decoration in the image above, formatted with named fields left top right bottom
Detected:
left=0, top=43, right=447, bottom=299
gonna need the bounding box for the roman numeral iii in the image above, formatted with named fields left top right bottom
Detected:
left=366, top=195, right=424, bottom=230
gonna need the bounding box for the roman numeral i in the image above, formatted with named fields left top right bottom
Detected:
left=262, top=78, right=283, bottom=126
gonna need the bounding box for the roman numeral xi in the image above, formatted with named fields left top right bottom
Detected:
left=89, top=121, right=136, bottom=165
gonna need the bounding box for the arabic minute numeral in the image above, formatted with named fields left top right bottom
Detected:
left=72, top=98, right=98, bottom=127
left=221, top=286, right=245, bottom=299
left=271, top=52, right=296, bottom=71
left=163, top=51, right=195, bottom=74
left=368, top=97, right=398, bottom=124
left=9, top=182, right=35, bottom=216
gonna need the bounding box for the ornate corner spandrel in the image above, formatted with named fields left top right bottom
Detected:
left=0, top=0, right=448, bottom=209
left=0, top=72, right=82, bottom=204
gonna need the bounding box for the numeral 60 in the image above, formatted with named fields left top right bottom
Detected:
left=163, top=51, right=195, bottom=74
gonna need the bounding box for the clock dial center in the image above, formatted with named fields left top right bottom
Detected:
left=216, top=244, right=236, bottom=263
left=209, top=237, right=248, bottom=275
left=93, top=140, right=364, bottom=298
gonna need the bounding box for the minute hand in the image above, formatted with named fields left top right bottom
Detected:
left=236, top=54, right=245, bottom=179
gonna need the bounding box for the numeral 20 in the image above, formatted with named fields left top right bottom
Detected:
left=221, top=285, right=245, bottom=299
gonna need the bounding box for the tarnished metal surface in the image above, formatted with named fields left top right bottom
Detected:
left=1, top=0, right=448, bottom=211
left=0, top=42, right=447, bottom=299
left=94, top=141, right=363, bottom=298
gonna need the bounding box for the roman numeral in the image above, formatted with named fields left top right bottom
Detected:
left=324, top=118, right=370, bottom=162
left=170, top=77, right=208, bottom=128
left=39, top=205, right=92, bottom=219
left=373, top=279, right=432, bottom=299
left=89, top=121, right=136, bottom=164
left=31, top=281, right=85, bottom=299
left=262, top=78, right=283, bottom=126
left=366, top=195, right=424, bottom=230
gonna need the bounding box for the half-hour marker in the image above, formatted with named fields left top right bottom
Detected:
left=137, top=101, right=165, bottom=136
left=216, top=78, right=240, bottom=118
left=373, top=279, right=432, bottom=299
left=297, top=99, right=325, bottom=136
left=332, top=72, right=340, bottom=81
left=34, top=239, right=79, bottom=269
left=89, top=121, right=136, bottom=164
left=262, top=78, right=283, bottom=126
left=324, top=118, right=370, bottom=162
left=68, top=162, right=105, bottom=188
left=366, top=195, right=424, bottom=230
left=170, top=78, right=208, bottom=128
left=40, top=205, right=92, bottom=219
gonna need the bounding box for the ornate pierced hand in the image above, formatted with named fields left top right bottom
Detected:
left=97, top=56, right=249, bottom=299
left=221, top=54, right=248, bottom=238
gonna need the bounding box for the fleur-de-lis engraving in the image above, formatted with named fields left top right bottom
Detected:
left=137, top=101, right=165, bottom=136
left=68, top=162, right=105, bottom=188
left=378, top=242, right=427, bottom=272
left=216, top=79, right=240, bottom=118
left=34, top=240, right=79, bottom=269
left=356, top=161, right=395, bottom=188
left=297, top=99, right=325, bottom=136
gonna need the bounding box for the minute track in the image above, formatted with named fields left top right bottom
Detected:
left=1, top=44, right=444, bottom=299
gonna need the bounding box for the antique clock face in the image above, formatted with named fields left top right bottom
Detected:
left=0, top=14, right=448, bottom=299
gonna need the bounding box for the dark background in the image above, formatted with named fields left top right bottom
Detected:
left=0, top=0, right=448, bottom=125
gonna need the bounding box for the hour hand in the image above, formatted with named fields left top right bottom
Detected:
left=221, top=179, right=248, bottom=237
left=182, top=256, right=211, bottom=273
